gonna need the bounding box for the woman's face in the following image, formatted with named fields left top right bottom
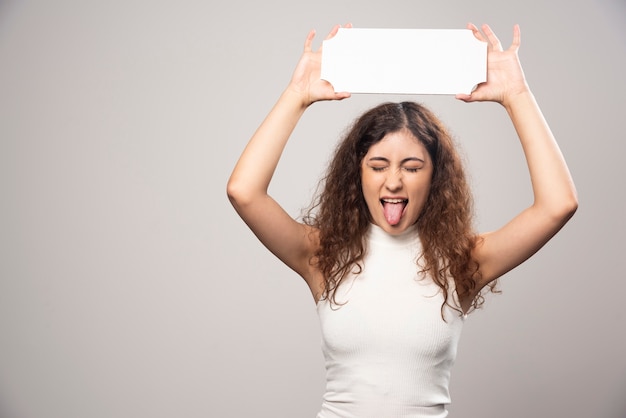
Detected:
left=360, top=129, right=433, bottom=235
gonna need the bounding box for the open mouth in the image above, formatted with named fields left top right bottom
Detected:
left=380, top=198, right=408, bottom=226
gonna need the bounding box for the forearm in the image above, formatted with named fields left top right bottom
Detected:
left=227, top=88, right=308, bottom=205
left=504, top=90, right=578, bottom=217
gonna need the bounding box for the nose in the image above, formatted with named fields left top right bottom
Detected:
left=384, top=168, right=403, bottom=191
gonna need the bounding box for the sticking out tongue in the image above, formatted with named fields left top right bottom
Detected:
left=383, top=201, right=406, bottom=226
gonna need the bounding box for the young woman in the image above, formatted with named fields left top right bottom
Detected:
left=227, top=23, right=577, bottom=418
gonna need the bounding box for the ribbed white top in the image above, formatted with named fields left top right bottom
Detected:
left=316, top=224, right=464, bottom=418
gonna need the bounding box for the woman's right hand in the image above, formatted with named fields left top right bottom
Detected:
left=287, top=24, right=352, bottom=107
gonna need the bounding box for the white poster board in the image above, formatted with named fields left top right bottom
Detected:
left=321, top=28, right=487, bottom=95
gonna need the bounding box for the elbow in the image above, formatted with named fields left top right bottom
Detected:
left=567, top=192, right=579, bottom=216
left=563, top=184, right=579, bottom=219
left=226, top=177, right=244, bottom=208
left=534, top=185, right=578, bottom=227
left=564, top=193, right=579, bottom=220
left=226, top=176, right=256, bottom=210
left=549, top=191, right=579, bottom=225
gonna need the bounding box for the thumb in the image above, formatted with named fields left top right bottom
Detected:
left=455, top=93, right=474, bottom=102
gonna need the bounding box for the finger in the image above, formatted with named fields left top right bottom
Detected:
left=318, top=24, right=342, bottom=53
left=304, top=29, right=316, bottom=52
left=344, top=22, right=353, bottom=29
left=325, top=24, right=341, bottom=40
left=481, top=24, right=503, bottom=51
left=466, top=22, right=484, bottom=42
left=509, top=24, right=521, bottom=51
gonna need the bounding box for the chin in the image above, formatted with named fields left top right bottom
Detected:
left=379, top=222, right=409, bottom=235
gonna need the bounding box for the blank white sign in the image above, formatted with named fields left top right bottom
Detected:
left=321, top=28, right=487, bottom=95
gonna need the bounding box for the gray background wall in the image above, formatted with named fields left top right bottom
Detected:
left=1, top=0, right=625, bottom=417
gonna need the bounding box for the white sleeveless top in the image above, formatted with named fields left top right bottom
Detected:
left=316, top=224, right=464, bottom=418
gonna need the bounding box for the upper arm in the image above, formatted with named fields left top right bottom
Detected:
left=227, top=188, right=320, bottom=285
left=472, top=202, right=577, bottom=291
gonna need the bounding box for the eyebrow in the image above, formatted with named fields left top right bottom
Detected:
left=367, top=156, right=425, bottom=164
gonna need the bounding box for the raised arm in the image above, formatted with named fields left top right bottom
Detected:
left=226, top=25, right=351, bottom=292
left=456, top=24, right=578, bottom=292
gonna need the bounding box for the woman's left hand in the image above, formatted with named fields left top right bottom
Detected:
left=456, top=23, right=529, bottom=106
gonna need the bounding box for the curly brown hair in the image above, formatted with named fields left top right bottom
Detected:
left=304, top=101, right=496, bottom=315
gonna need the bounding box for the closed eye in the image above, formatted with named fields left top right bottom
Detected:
left=367, top=156, right=425, bottom=173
